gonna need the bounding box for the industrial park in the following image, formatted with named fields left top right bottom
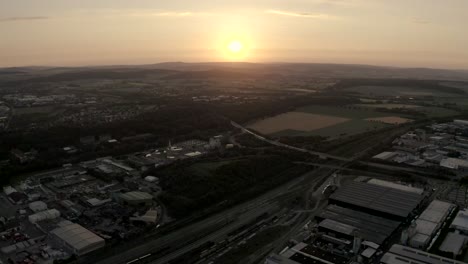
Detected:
left=2, top=62, right=468, bottom=264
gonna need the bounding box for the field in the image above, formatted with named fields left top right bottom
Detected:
left=353, top=103, right=459, bottom=117
left=353, top=104, right=420, bottom=109
left=188, top=160, right=238, bottom=177
left=247, top=105, right=415, bottom=138
left=345, top=85, right=458, bottom=97
left=247, top=112, right=349, bottom=135
left=366, top=116, right=412, bottom=124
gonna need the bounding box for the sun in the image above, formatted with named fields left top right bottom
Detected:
left=228, top=40, right=244, bottom=54
left=219, top=37, right=250, bottom=61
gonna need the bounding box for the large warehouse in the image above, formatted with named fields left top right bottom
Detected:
left=380, top=244, right=466, bottom=264
left=114, top=191, right=153, bottom=206
left=329, top=181, right=424, bottom=220
left=407, top=200, right=455, bottom=249
left=317, top=204, right=401, bottom=245
left=50, top=222, right=105, bottom=256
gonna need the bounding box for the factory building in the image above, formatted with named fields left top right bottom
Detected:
left=451, top=208, right=468, bottom=234
left=405, top=200, right=455, bottom=249
left=328, top=181, right=424, bottom=221
left=266, top=243, right=349, bottom=264
left=380, top=244, right=466, bottom=264
left=367, top=179, right=424, bottom=195
left=28, top=201, right=47, bottom=212
left=317, top=204, right=400, bottom=246
left=114, top=191, right=153, bottom=206
left=28, top=209, right=60, bottom=224
left=438, top=232, right=468, bottom=258
left=50, top=221, right=105, bottom=256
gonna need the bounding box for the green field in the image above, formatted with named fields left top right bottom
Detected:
left=415, top=106, right=460, bottom=117
left=353, top=103, right=420, bottom=109
left=262, top=105, right=409, bottom=138
left=251, top=103, right=460, bottom=139
left=188, top=160, right=238, bottom=177
left=272, top=119, right=390, bottom=138
left=297, top=105, right=400, bottom=119
left=346, top=85, right=458, bottom=97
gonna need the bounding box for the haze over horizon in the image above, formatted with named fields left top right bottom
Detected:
left=2, top=0, right=468, bottom=69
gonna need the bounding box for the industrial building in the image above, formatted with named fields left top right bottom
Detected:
left=50, top=221, right=105, bottom=256
left=406, top=200, right=454, bottom=249
left=451, top=208, right=468, bottom=234
left=438, top=232, right=467, bottom=258
left=266, top=243, right=349, bottom=264
left=380, top=244, right=466, bottom=264
left=28, top=201, right=48, bottom=212
left=28, top=208, right=60, bottom=223
left=367, top=179, right=424, bottom=195
left=114, top=191, right=153, bottom=206
left=329, top=181, right=424, bottom=221
left=317, top=205, right=400, bottom=245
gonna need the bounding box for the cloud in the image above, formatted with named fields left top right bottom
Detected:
left=0, top=16, right=50, bottom=22
left=153, top=12, right=195, bottom=17
left=266, top=10, right=338, bottom=19
left=126, top=11, right=216, bottom=18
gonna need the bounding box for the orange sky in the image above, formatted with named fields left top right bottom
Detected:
left=1, top=0, right=468, bottom=69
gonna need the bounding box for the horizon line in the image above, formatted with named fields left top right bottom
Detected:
left=2, top=61, right=468, bottom=72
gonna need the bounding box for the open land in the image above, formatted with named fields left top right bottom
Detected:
left=248, top=105, right=414, bottom=138
left=366, top=116, right=413, bottom=124
left=344, top=85, right=459, bottom=97
left=247, top=112, right=349, bottom=135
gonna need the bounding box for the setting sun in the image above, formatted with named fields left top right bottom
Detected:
left=228, top=40, right=244, bottom=54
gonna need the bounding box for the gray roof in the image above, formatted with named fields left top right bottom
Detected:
left=439, top=232, right=467, bottom=256
left=119, top=191, right=153, bottom=201
left=51, top=223, right=104, bottom=252
left=381, top=244, right=466, bottom=264
left=318, top=205, right=400, bottom=244
left=329, top=181, right=423, bottom=218
left=318, top=219, right=356, bottom=236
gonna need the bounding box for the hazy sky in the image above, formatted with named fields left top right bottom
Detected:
left=1, top=0, right=468, bottom=69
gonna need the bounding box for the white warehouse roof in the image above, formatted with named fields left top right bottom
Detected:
left=367, top=179, right=423, bottom=195
left=439, top=232, right=467, bottom=256
left=451, top=209, right=468, bottom=232
left=29, top=201, right=47, bottom=212
left=51, top=223, right=105, bottom=255
left=373, top=152, right=398, bottom=161
left=419, top=200, right=453, bottom=223
left=28, top=209, right=60, bottom=223
left=144, top=176, right=159, bottom=183
left=440, top=158, right=468, bottom=170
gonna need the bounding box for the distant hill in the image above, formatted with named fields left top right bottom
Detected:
left=2, top=62, right=468, bottom=82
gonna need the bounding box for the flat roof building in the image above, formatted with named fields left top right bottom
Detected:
left=266, top=242, right=348, bottom=264
left=28, top=209, right=60, bottom=224
left=28, top=201, right=47, bottom=212
left=51, top=222, right=105, bottom=256
left=380, top=244, right=466, bottom=264
left=408, top=200, right=454, bottom=249
left=451, top=208, right=468, bottom=234
left=367, top=179, right=423, bottom=195
left=317, top=205, right=400, bottom=245
left=329, top=181, right=423, bottom=220
left=439, top=232, right=467, bottom=257
left=114, top=191, right=153, bottom=206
